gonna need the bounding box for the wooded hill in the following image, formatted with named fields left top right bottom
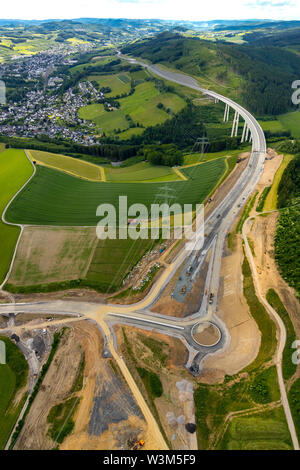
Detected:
left=121, top=32, right=300, bottom=116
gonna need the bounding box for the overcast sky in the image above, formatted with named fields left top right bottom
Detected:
left=0, top=0, right=298, bottom=21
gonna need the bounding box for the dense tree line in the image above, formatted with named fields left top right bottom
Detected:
left=143, top=144, right=183, bottom=166
left=275, top=154, right=300, bottom=296
left=277, top=155, right=300, bottom=208
left=125, top=103, right=206, bottom=149
left=122, top=32, right=300, bottom=115
left=0, top=135, right=139, bottom=162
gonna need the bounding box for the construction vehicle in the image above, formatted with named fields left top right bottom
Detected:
left=186, top=265, right=193, bottom=276
left=130, top=439, right=145, bottom=450
left=181, top=285, right=187, bottom=294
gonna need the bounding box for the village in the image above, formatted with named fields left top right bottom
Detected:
left=0, top=44, right=109, bottom=145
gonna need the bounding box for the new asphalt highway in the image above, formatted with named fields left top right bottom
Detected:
left=0, top=57, right=267, bottom=374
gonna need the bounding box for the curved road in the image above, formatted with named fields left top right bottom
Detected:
left=0, top=57, right=267, bottom=372
left=3, top=58, right=297, bottom=447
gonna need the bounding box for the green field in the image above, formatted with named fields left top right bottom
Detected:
left=117, top=127, right=145, bottom=140
left=79, top=81, right=186, bottom=134
left=88, top=72, right=131, bottom=96
left=183, top=148, right=249, bottom=166
left=27, top=149, right=103, bottom=181
left=0, top=337, right=28, bottom=449
left=6, top=158, right=226, bottom=226
left=258, top=120, right=285, bottom=133
left=266, top=289, right=297, bottom=381
left=219, top=408, right=292, bottom=450
left=0, top=149, right=33, bottom=283
left=194, top=364, right=285, bottom=450
left=278, top=111, right=300, bottom=138
left=288, top=378, right=300, bottom=440
left=86, top=235, right=157, bottom=292
left=79, top=102, right=129, bottom=132
left=104, top=162, right=181, bottom=182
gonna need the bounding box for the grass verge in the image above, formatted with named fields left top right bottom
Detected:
left=0, top=337, right=28, bottom=449
left=266, top=289, right=297, bottom=381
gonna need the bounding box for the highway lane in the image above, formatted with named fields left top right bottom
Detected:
left=0, top=57, right=267, bottom=374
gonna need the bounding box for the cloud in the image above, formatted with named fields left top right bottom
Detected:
left=0, top=0, right=299, bottom=21
left=245, top=0, right=294, bottom=6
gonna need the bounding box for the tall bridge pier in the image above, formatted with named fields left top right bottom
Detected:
left=222, top=103, right=251, bottom=143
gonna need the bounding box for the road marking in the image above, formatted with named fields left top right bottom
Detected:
left=108, top=313, right=185, bottom=330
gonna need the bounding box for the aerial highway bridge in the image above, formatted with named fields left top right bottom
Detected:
left=0, top=54, right=267, bottom=375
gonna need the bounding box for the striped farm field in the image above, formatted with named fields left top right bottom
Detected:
left=0, top=149, right=33, bottom=283
left=104, top=162, right=181, bottom=182
left=6, top=158, right=226, bottom=226
left=27, top=149, right=103, bottom=181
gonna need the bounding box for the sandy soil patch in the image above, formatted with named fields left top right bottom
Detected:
left=192, top=322, right=220, bottom=346
left=116, top=326, right=198, bottom=450
left=15, top=325, right=83, bottom=449
left=60, top=321, right=148, bottom=450
left=246, top=213, right=300, bottom=336
left=256, top=148, right=283, bottom=192
left=201, top=240, right=261, bottom=383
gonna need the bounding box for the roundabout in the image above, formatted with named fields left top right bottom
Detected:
left=191, top=321, right=221, bottom=347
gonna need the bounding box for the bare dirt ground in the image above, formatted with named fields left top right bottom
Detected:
left=14, top=320, right=149, bottom=450
left=193, top=322, right=220, bottom=346
left=61, top=322, right=147, bottom=450
left=198, top=148, right=288, bottom=383
left=15, top=325, right=83, bottom=449
left=152, top=256, right=209, bottom=317
left=245, top=147, right=300, bottom=382
left=200, top=239, right=261, bottom=383
left=247, top=213, right=300, bottom=327
left=256, top=148, right=283, bottom=194
left=9, top=226, right=97, bottom=286
left=246, top=212, right=300, bottom=383
left=116, top=326, right=198, bottom=450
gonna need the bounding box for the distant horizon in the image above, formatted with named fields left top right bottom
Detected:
left=0, top=0, right=299, bottom=23
left=0, top=17, right=299, bottom=23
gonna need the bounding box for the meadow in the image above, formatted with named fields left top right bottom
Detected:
left=258, top=119, right=285, bottom=133
left=278, top=111, right=300, bottom=138
left=27, top=149, right=104, bottom=181
left=79, top=81, right=186, bottom=135
left=183, top=147, right=246, bottom=166
left=88, top=72, right=131, bottom=97
left=104, top=161, right=181, bottom=182
left=0, top=337, right=28, bottom=449
left=6, top=158, right=226, bottom=226
left=86, top=235, right=156, bottom=292
left=219, top=408, right=292, bottom=450
left=8, top=226, right=97, bottom=287
left=0, top=149, right=33, bottom=284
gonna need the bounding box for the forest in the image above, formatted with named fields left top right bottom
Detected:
left=121, top=32, right=300, bottom=115
left=275, top=155, right=300, bottom=297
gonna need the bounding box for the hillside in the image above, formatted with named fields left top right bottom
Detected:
left=275, top=155, right=300, bottom=296
left=121, top=32, right=300, bottom=115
